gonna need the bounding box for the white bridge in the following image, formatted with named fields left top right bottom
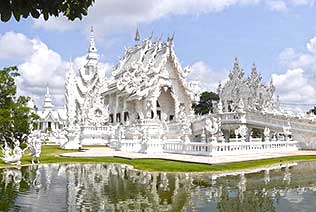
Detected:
left=192, top=111, right=316, bottom=150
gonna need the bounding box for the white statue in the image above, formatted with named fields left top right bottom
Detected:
left=1, top=139, right=27, bottom=165
left=118, top=125, right=126, bottom=141
left=27, top=135, right=42, bottom=164
left=1, top=141, right=11, bottom=160
left=178, top=104, right=192, bottom=142
left=263, top=127, right=270, bottom=141
left=283, top=123, right=292, bottom=140
left=200, top=128, right=206, bottom=143
left=205, top=118, right=219, bottom=136
left=218, top=100, right=223, bottom=113
left=235, top=125, right=248, bottom=139
left=237, top=98, right=245, bottom=113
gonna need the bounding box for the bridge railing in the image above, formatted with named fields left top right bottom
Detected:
left=163, top=138, right=298, bottom=156
left=194, top=111, right=316, bottom=133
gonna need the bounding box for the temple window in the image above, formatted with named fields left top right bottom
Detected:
left=109, top=114, right=114, bottom=123
left=228, top=100, right=233, bottom=112
left=151, top=110, right=154, bottom=119
left=169, top=115, right=174, bottom=121
left=124, top=112, right=129, bottom=122
left=156, top=101, right=160, bottom=107
left=157, top=110, right=161, bottom=120
left=116, top=113, right=121, bottom=122
left=95, top=109, right=102, bottom=117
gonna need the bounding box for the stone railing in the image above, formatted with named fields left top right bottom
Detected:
left=116, top=139, right=142, bottom=152
left=114, top=139, right=164, bottom=154
left=193, top=111, right=316, bottom=134
left=81, top=126, right=111, bottom=132
left=163, top=139, right=298, bottom=156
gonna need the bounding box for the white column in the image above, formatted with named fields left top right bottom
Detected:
left=115, top=94, right=119, bottom=122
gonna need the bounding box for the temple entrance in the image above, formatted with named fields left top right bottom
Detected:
left=157, top=88, right=175, bottom=122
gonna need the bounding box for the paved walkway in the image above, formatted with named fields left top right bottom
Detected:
left=60, top=147, right=316, bottom=165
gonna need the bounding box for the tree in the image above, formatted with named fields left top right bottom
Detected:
left=192, top=91, right=219, bottom=115
left=308, top=106, right=316, bottom=115
left=0, top=66, right=39, bottom=147
left=0, top=0, right=95, bottom=22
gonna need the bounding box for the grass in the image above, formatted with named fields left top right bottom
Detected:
left=1, top=145, right=316, bottom=172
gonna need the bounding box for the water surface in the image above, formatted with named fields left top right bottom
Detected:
left=1, top=161, right=316, bottom=211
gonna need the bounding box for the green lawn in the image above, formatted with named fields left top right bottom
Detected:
left=1, top=145, right=316, bottom=172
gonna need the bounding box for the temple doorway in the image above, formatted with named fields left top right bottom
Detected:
left=157, top=88, right=175, bottom=122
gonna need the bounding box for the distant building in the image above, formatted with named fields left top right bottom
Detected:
left=36, top=87, right=66, bottom=132
left=217, top=58, right=277, bottom=113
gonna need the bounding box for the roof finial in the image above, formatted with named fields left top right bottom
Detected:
left=86, top=26, right=98, bottom=61
left=149, top=31, right=154, bottom=40
left=69, top=57, right=74, bottom=71
left=170, top=32, right=175, bottom=42
left=89, top=26, right=97, bottom=53
left=135, top=28, right=140, bottom=43
left=46, top=84, right=50, bottom=95
left=158, top=33, right=163, bottom=41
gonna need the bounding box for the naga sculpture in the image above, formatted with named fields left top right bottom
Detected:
left=235, top=125, right=248, bottom=139
left=1, top=139, right=27, bottom=165
left=205, top=118, right=219, bottom=136
left=26, top=133, right=42, bottom=164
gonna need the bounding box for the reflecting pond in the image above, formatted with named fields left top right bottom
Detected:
left=1, top=161, right=316, bottom=211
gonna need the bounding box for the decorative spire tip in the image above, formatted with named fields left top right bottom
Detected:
left=135, top=28, right=140, bottom=43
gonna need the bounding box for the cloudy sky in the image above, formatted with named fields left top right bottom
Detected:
left=0, top=0, right=316, bottom=111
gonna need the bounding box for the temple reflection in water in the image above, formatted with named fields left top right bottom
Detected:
left=1, top=162, right=316, bottom=211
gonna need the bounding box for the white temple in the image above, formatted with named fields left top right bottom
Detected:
left=60, top=28, right=316, bottom=154
left=218, top=58, right=277, bottom=113
left=36, top=87, right=66, bottom=132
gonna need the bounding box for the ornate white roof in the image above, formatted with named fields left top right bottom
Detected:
left=110, top=37, right=196, bottom=101
left=219, top=58, right=276, bottom=112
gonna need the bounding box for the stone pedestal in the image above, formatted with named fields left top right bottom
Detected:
left=62, top=127, right=81, bottom=149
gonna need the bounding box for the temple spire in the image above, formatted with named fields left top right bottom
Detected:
left=46, top=86, right=50, bottom=95
left=229, top=57, right=244, bottom=80
left=248, top=62, right=262, bottom=84
left=43, top=86, right=53, bottom=111
left=86, top=26, right=98, bottom=62
left=135, top=28, right=140, bottom=43
left=89, top=26, right=97, bottom=53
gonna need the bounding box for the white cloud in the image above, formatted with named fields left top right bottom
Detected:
left=32, top=0, right=314, bottom=36
left=0, top=32, right=112, bottom=109
left=265, top=0, right=287, bottom=11
left=0, top=31, right=34, bottom=59
left=278, top=48, right=298, bottom=66
left=306, top=36, right=316, bottom=54
left=272, top=68, right=316, bottom=112
left=272, top=68, right=315, bottom=103
left=291, top=0, right=315, bottom=6
left=16, top=38, right=67, bottom=107
left=278, top=38, right=316, bottom=83
left=188, top=61, right=228, bottom=92
left=276, top=36, right=316, bottom=111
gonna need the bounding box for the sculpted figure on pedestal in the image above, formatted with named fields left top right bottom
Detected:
left=27, top=132, right=42, bottom=164
left=1, top=137, right=27, bottom=165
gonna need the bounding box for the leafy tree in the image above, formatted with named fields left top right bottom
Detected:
left=192, top=91, right=219, bottom=115
left=0, top=66, right=39, bottom=147
left=0, top=0, right=95, bottom=22
left=308, top=106, right=316, bottom=115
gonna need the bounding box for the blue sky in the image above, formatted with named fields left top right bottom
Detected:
left=0, top=0, right=316, bottom=111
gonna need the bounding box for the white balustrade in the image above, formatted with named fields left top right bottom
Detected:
left=117, top=139, right=142, bottom=152
left=163, top=139, right=298, bottom=156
